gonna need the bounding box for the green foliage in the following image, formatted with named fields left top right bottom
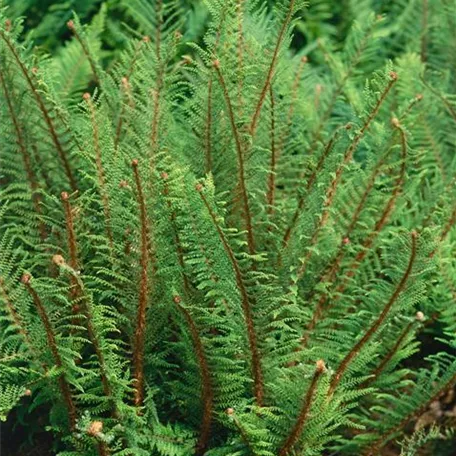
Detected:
left=0, top=0, right=455, bottom=455
left=398, top=426, right=455, bottom=456
left=0, top=384, right=26, bottom=421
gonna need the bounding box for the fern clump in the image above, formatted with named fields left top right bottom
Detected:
left=0, top=1, right=455, bottom=455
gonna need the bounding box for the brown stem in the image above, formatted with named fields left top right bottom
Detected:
left=31, top=143, right=53, bottom=192
left=245, top=52, right=306, bottom=223
left=204, top=7, right=227, bottom=175
left=173, top=296, right=213, bottom=455
left=277, top=56, right=308, bottom=156
left=359, top=320, right=417, bottom=389
left=0, top=277, right=24, bottom=332
left=84, top=93, right=114, bottom=251
left=150, top=86, right=161, bottom=165
left=334, top=122, right=407, bottom=292
left=67, top=20, right=100, bottom=85
left=249, top=0, right=296, bottom=136
left=421, top=77, right=456, bottom=123
left=267, top=84, right=277, bottom=214
left=97, top=441, right=110, bottom=456
left=162, top=175, right=190, bottom=292
left=131, top=159, right=150, bottom=408
left=236, top=0, right=245, bottom=113
left=327, top=232, right=418, bottom=397
left=198, top=187, right=264, bottom=405
left=282, top=124, right=347, bottom=247
left=302, top=120, right=408, bottom=342
left=155, top=0, right=163, bottom=63
left=205, top=77, right=214, bottom=174
left=114, top=38, right=147, bottom=149
left=61, top=192, right=79, bottom=271
left=440, top=207, right=456, bottom=243
left=0, top=64, right=46, bottom=239
left=300, top=18, right=379, bottom=171
left=278, top=360, right=325, bottom=456
left=0, top=277, right=46, bottom=369
left=149, top=0, right=164, bottom=166
left=213, top=61, right=256, bottom=254
left=0, top=30, right=77, bottom=191
left=58, top=200, right=119, bottom=417
left=21, top=274, right=77, bottom=429
left=284, top=73, right=397, bottom=254
left=363, top=372, right=456, bottom=455
left=423, top=120, right=447, bottom=182
left=228, top=410, right=257, bottom=454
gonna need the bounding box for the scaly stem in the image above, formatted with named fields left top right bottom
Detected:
left=302, top=120, right=408, bottom=343
left=97, top=442, right=110, bottom=456
left=204, top=10, right=227, bottom=174
left=440, top=207, right=456, bottom=243
left=162, top=174, right=190, bottom=292
left=283, top=73, right=397, bottom=251
left=58, top=199, right=119, bottom=417
left=84, top=93, right=114, bottom=251
left=359, top=319, right=417, bottom=390
left=173, top=296, right=213, bottom=455
left=198, top=187, right=264, bottom=405
left=67, top=20, right=100, bottom=84
left=114, top=37, right=148, bottom=149
left=300, top=18, right=379, bottom=170
left=363, top=372, right=456, bottom=455
left=61, top=192, right=79, bottom=271
left=0, top=277, right=46, bottom=369
left=421, top=77, right=456, bottom=123
left=213, top=61, right=256, bottom=254
left=149, top=0, right=164, bottom=168
left=249, top=0, right=296, bottom=136
left=277, top=56, right=308, bottom=157
left=22, top=275, right=77, bottom=429
left=335, top=122, right=407, bottom=292
left=282, top=124, right=347, bottom=247
left=236, top=0, right=245, bottom=114
left=205, top=78, right=214, bottom=174
left=0, top=30, right=77, bottom=191
left=327, top=232, right=418, bottom=397
left=131, top=159, right=151, bottom=408
left=0, top=64, right=46, bottom=240
left=278, top=360, right=325, bottom=456
left=267, top=84, right=277, bottom=214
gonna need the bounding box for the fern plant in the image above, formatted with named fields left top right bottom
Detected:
left=0, top=1, right=455, bottom=455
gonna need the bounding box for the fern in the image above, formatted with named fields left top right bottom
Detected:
left=0, top=1, right=455, bottom=455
